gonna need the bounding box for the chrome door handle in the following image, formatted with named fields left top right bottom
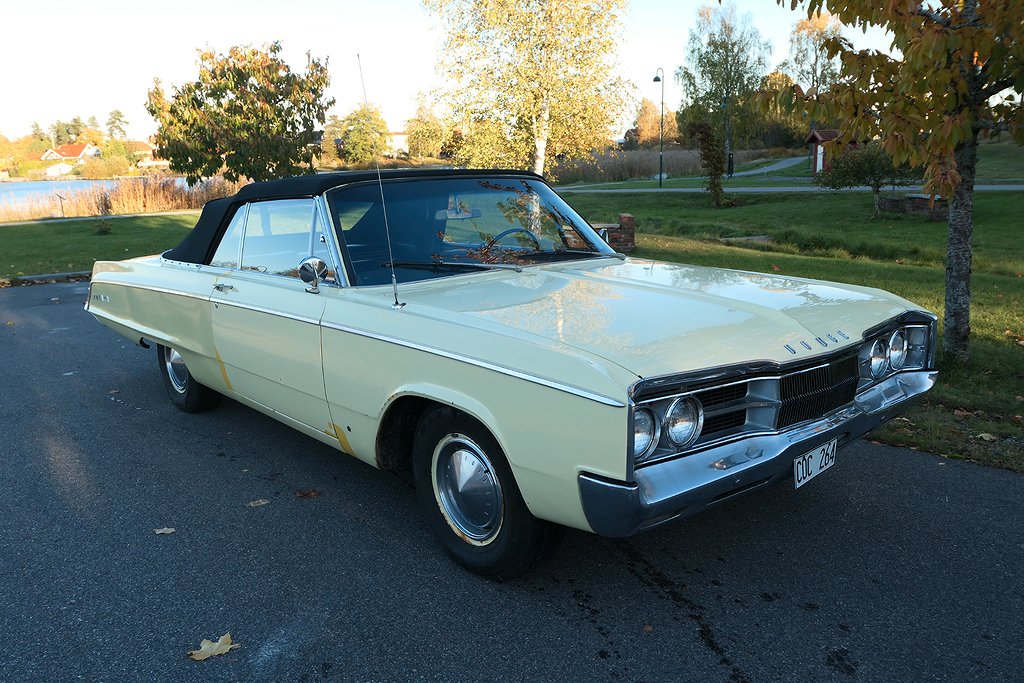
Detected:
left=213, top=283, right=235, bottom=292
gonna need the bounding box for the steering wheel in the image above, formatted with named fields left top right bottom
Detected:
left=485, top=227, right=542, bottom=250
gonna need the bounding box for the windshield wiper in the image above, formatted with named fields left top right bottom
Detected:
left=554, top=249, right=626, bottom=259
left=384, top=260, right=524, bottom=273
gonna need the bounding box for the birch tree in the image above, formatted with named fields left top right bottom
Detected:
left=778, top=11, right=842, bottom=92
left=424, top=0, right=629, bottom=175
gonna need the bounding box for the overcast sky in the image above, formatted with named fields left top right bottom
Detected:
left=1, top=0, right=890, bottom=142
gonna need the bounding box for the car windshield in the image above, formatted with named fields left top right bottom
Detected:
left=325, top=176, right=616, bottom=286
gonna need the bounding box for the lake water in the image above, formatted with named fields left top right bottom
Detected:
left=0, top=178, right=185, bottom=207
left=0, top=179, right=120, bottom=207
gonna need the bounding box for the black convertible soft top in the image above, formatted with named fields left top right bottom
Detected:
left=163, top=168, right=542, bottom=265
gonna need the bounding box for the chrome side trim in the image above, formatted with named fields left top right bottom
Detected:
left=212, top=298, right=320, bottom=326
left=321, top=321, right=626, bottom=408
left=95, top=281, right=210, bottom=302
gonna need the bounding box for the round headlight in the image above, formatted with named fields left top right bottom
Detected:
left=888, top=329, right=908, bottom=370
left=665, top=397, right=703, bottom=448
left=633, top=408, right=658, bottom=460
left=869, top=338, right=889, bottom=378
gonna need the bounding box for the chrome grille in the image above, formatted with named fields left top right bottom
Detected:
left=777, top=354, right=859, bottom=429
left=701, top=410, right=746, bottom=436
left=697, top=383, right=747, bottom=408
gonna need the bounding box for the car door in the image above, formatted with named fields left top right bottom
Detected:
left=209, top=198, right=336, bottom=432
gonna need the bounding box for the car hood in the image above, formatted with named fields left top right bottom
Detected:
left=390, top=258, right=918, bottom=381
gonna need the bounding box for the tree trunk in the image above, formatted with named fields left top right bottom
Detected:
left=943, top=135, right=978, bottom=364
left=872, top=188, right=881, bottom=218
left=532, top=98, right=550, bottom=176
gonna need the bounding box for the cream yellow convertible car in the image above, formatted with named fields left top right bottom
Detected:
left=87, top=169, right=937, bottom=577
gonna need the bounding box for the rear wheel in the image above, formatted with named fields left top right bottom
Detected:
left=412, top=406, right=562, bottom=579
left=157, top=344, right=220, bottom=413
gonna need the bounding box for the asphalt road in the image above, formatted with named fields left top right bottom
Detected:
left=2, top=282, right=1022, bottom=682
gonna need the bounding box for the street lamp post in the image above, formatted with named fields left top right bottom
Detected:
left=653, top=68, right=665, bottom=188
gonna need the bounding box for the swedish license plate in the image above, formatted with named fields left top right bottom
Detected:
left=793, top=438, right=838, bottom=489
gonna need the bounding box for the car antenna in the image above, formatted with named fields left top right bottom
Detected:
left=357, top=53, right=405, bottom=310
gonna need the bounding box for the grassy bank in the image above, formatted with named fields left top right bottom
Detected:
left=563, top=139, right=1023, bottom=190
left=565, top=190, right=1024, bottom=470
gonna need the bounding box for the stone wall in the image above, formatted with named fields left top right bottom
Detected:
left=878, top=194, right=948, bottom=222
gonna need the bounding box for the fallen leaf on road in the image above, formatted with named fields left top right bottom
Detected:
left=109, top=389, right=120, bottom=395
left=154, top=527, right=176, bottom=535
left=5, top=321, right=13, bottom=326
left=187, top=633, right=240, bottom=661
left=295, top=489, right=320, bottom=499
left=977, top=433, right=997, bottom=442
left=642, top=625, right=654, bottom=633
left=246, top=498, right=270, bottom=507
left=50, top=297, right=60, bottom=304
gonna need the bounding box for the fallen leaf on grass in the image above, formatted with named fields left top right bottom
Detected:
left=1013, top=415, right=1023, bottom=423
left=1017, top=396, right=1024, bottom=402
left=187, top=633, right=240, bottom=661
left=976, top=433, right=998, bottom=442
left=954, top=409, right=974, bottom=418
left=771, top=264, right=780, bottom=272
left=153, top=527, right=176, bottom=535
left=894, top=417, right=915, bottom=426
left=246, top=498, right=270, bottom=507
left=295, top=489, right=320, bottom=499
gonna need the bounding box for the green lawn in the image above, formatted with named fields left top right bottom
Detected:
left=566, top=190, right=1024, bottom=471
left=0, top=213, right=199, bottom=278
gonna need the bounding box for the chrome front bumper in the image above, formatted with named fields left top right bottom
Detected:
left=578, top=370, right=937, bottom=538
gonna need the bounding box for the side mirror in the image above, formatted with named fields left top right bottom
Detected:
left=298, top=256, right=328, bottom=294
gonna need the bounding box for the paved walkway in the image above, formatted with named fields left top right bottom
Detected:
left=731, top=155, right=806, bottom=176
left=561, top=184, right=1024, bottom=194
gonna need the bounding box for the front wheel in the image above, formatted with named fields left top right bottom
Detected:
left=412, top=406, right=562, bottom=579
left=157, top=344, right=220, bottom=413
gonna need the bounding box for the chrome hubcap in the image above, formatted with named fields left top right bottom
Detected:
left=164, top=347, right=188, bottom=394
left=432, top=434, right=503, bottom=545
